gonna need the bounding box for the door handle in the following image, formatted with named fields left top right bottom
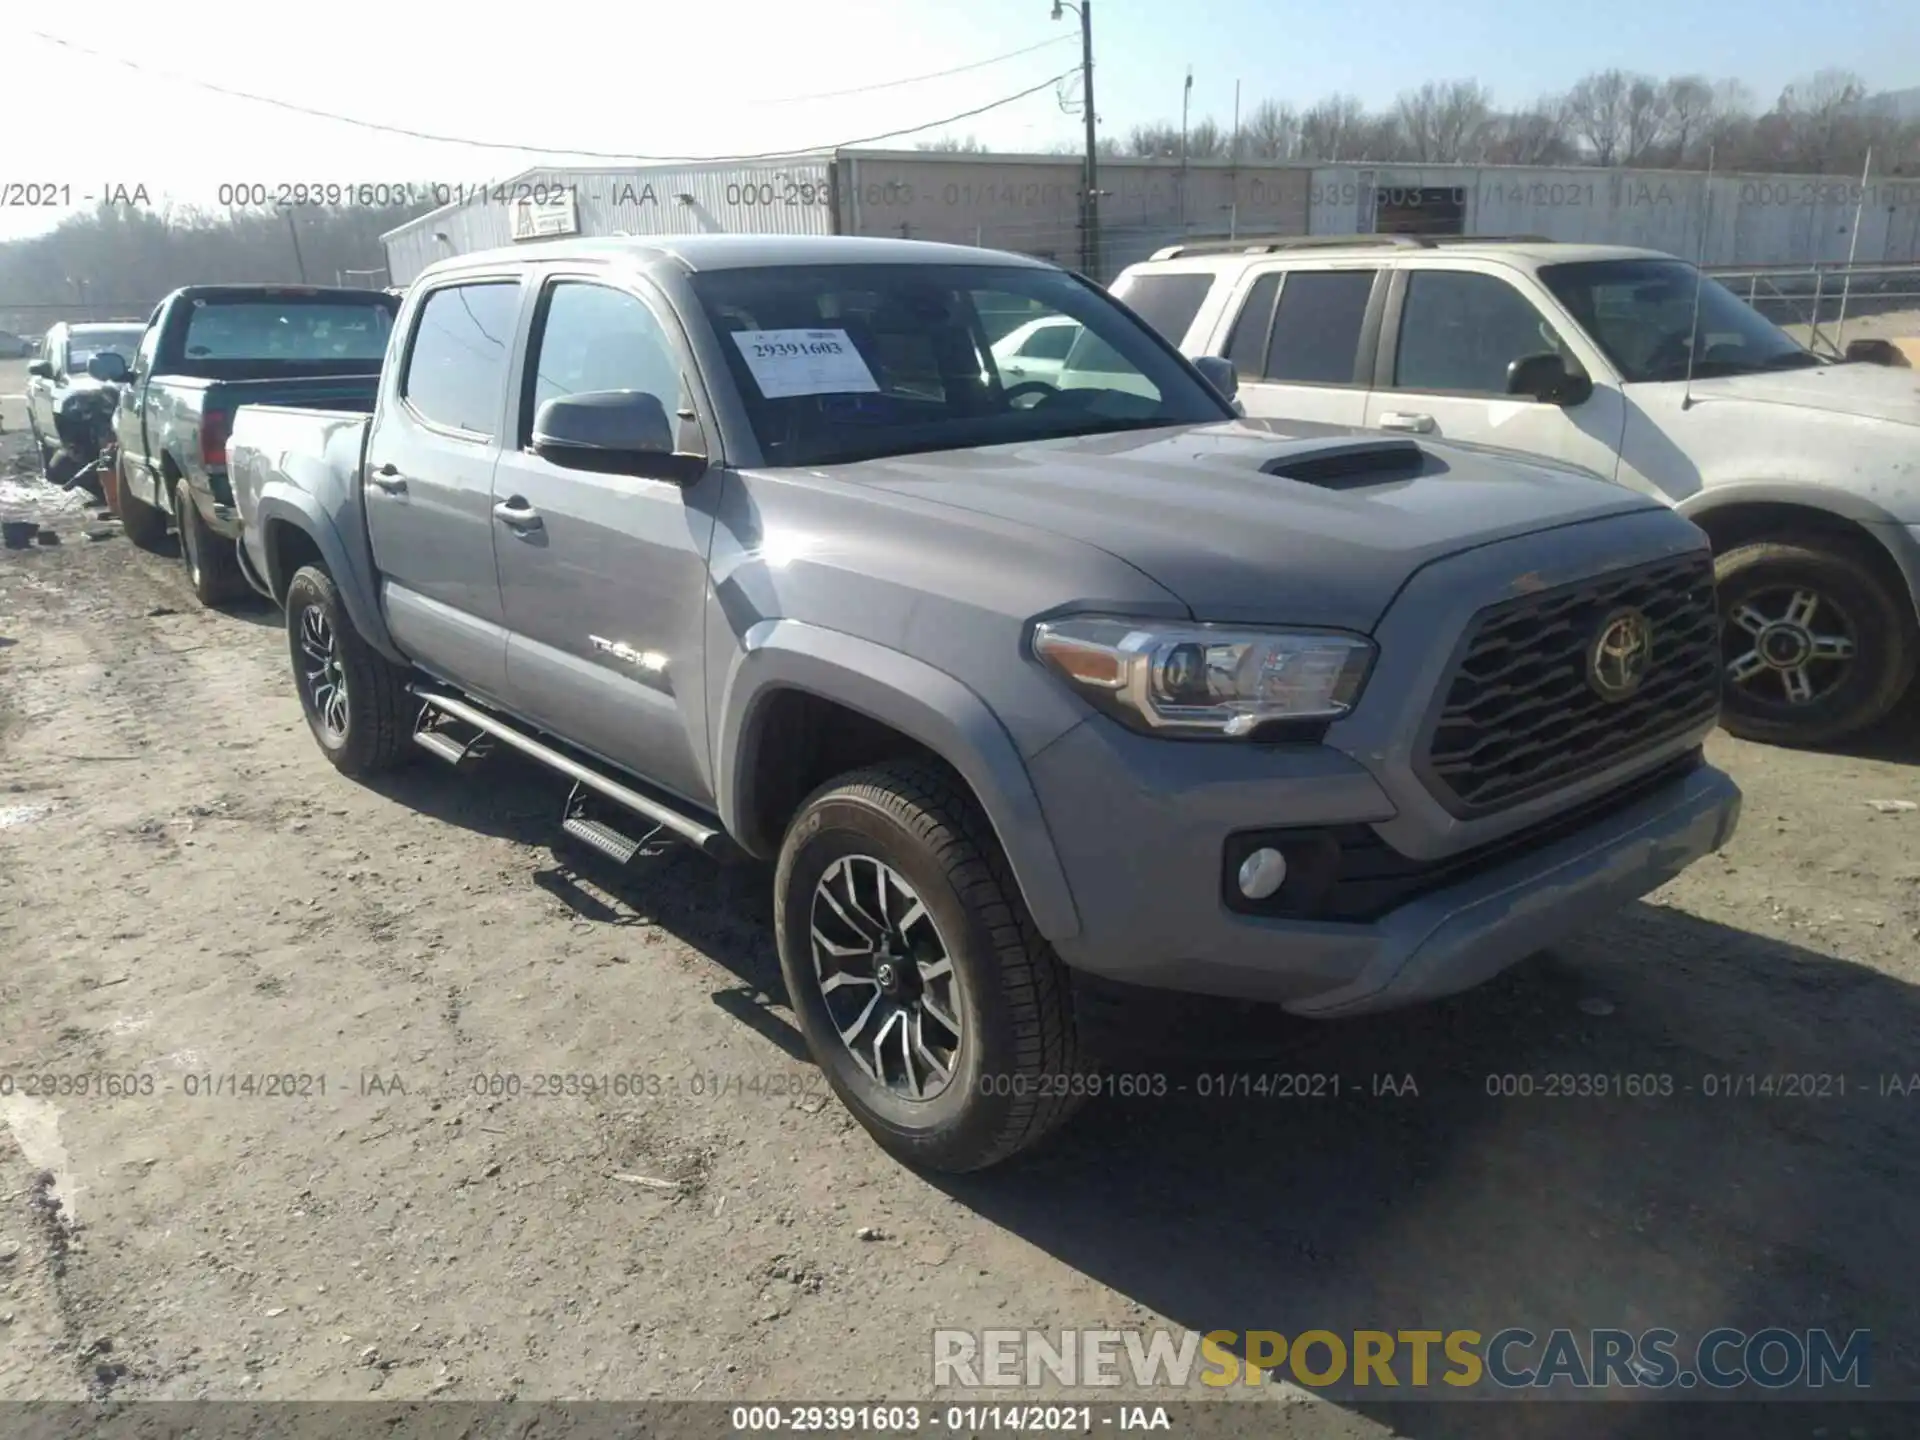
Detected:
left=367, top=463, right=407, bottom=493
left=1378, top=411, right=1435, bottom=433
left=493, top=498, right=543, bottom=531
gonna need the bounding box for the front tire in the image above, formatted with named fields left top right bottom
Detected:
left=774, top=760, right=1084, bottom=1173
left=175, top=478, right=242, bottom=607
left=1716, top=535, right=1918, bottom=746
left=284, top=564, right=416, bottom=777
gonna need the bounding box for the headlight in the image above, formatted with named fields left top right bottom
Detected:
left=1031, top=615, right=1374, bottom=737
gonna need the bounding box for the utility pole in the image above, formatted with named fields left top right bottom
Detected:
left=1180, top=67, right=1193, bottom=230
left=1055, top=1, right=1099, bottom=278
left=280, top=205, right=309, bottom=283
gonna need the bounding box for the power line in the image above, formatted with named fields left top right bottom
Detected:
left=26, top=30, right=1074, bottom=164
left=765, top=36, right=1072, bottom=104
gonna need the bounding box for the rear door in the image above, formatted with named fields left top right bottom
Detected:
left=490, top=269, right=719, bottom=806
left=362, top=275, right=524, bottom=701
left=1222, top=266, right=1381, bottom=427
left=1363, top=264, right=1625, bottom=478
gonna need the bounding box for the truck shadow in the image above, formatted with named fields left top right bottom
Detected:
left=366, top=752, right=1916, bottom=1437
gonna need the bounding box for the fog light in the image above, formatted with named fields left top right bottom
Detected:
left=1236, top=847, right=1288, bottom=900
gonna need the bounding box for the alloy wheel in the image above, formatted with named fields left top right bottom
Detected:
left=808, top=855, right=962, bottom=1100
left=297, top=604, right=350, bottom=741
left=1724, top=586, right=1856, bottom=708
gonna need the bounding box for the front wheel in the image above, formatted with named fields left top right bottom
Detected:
left=774, top=761, right=1085, bottom=1173
left=1716, top=535, right=1918, bottom=746
left=284, top=564, right=417, bottom=776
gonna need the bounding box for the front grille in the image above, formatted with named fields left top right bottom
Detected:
left=1418, top=552, right=1720, bottom=817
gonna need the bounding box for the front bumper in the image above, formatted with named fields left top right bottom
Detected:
left=1030, top=719, right=1742, bottom=1017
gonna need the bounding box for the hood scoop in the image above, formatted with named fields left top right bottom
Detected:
left=1259, top=437, right=1427, bottom=489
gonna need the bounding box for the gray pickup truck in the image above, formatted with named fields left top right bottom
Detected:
left=228, top=235, right=1741, bottom=1172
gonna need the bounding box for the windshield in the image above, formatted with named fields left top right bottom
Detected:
left=1540, top=259, right=1820, bottom=383
left=67, top=326, right=143, bottom=373
left=181, top=299, right=395, bottom=364
left=687, top=263, right=1231, bottom=467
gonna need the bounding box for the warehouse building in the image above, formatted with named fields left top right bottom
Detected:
left=381, top=147, right=1920, bottom=285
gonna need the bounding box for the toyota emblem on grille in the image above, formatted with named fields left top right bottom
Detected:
left=1588, top=607, right=1654, bottom=701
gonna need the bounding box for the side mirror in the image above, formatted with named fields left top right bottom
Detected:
left=1506, top=351, right=1593, bottom=407
left=532, top=390, right=705, bottom=484
left=87, top=351, right=130, bottom=383
left=1193, top=354, right=1238, bottom=402
left=27, top=359, right=53, bottom=379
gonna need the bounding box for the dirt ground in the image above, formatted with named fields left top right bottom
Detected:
left=2, top=425, right=1919, bottom=1439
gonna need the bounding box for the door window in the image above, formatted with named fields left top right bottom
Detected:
left=1017, top=322, right=1078, bottom=361
left=523, top=282, right=683, bottom=442
left=1110, top=272, right=1213, bottom=344
left=1223, top=273, right=1280, bottom=379
left=1393, top=270, right=1569, bottom=396
left=401, top=281, right=520, bottom=436
left=1263, top=270, right=1376, bottom=386
left=133, top=321, right=160, bottom=379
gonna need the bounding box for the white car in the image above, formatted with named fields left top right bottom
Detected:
left=1113, top=236, right=1920, bottom=746
left=988, top=314, right=1159, bottom=404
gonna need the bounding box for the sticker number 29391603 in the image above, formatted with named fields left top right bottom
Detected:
left=730, top=328, right=879, bottom=399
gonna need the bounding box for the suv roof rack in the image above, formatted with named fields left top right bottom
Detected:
left=1146, top=232, right=1557, bottom=261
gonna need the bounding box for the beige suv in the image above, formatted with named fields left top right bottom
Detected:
left=1112, top=234, right=1920, bottom=748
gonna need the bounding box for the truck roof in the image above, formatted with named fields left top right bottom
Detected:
left=160, top=284, right=400, bottom=302
left=416, top=234, right=1060, bottom=281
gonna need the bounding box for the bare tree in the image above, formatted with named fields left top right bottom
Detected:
left=915, top=135, right=988, bottom=153
left=1620, top=74, right=1673, bottom=164
left=1483, top=102, right=1576, bottom=165
left=1298, top=94, right=1376, bottom=162
left=1562, top=69, right=1633, bottom=165
left=1184, top=118, right=1228, bottom=159
left=1659, top=76, right=1718, bottom=166
left=1395, top=80, right=1495, bottom=162
left=1238, top=98, right=1299, bottom=160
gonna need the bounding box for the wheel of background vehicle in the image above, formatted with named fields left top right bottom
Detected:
left=116, top=465, right=170, bottom=550
left=1715, top=534, right=1918, bottom=746
left=27, top=419, right=51, bottom=472
left=283, top=564, right=417, bottom=776
left=774, top=760, right=1084, bottom=1173
left=175, top=477, right=243, bottom=606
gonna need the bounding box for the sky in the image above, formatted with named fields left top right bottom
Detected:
left=5, top=0, right=1917, bottom=243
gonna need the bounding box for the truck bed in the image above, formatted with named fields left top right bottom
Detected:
left=228, top=403, right=377, bottom=601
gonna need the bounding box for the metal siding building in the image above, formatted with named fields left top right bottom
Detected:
left=1307, top=163, right=1920, bottom=267
left=383, top=151, right=1920, bottom=283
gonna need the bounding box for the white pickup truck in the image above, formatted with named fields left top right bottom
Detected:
left=1112, top=237, right=1920, bottom=747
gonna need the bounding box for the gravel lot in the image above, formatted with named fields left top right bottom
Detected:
left=2, top=423, right=1918, bottom=1438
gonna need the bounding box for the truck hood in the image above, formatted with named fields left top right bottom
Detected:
left=1669, top=362, right=1920, bottom=426
left=836, top=421, right=1661, bottom=628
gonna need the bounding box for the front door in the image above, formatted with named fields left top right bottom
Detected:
left=1364, top=267, right=1626, bottom=480
left=491, top=274, right=720, bottom=808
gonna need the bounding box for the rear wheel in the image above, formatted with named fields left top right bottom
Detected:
left=1716, top=535, right=1917, bottom=745
left=117, top=464, right=169, bottom=551
left=284, top=564, right=416, bottom=776
left=175, top=477, right=242, bottom=607
left=774, top=760, right=1084, bottom=1173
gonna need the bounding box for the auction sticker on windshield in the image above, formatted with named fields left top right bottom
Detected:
left=731, top=329, right=878, bottom=398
